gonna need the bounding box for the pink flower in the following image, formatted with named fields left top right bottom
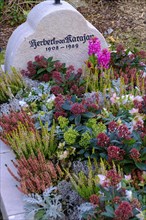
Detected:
left=114, top=201, right=133, bottom=220
left=70, top=85, right=85, bottom=96
left=54, top=94, right=64, bottom=110
left=129, top=108, right=139, bottom=114
left=108, top=121, right=119, bottom=132
left=134, top=96, right=143, bottom=102
left=97, top=133, right=110, bottom=147
left=117, top=124, right=131, bottom=139
left=106, top=169, right=122, bottom=186
left=65, top=65, right=75, bottom=80
left=98, top=48, right=111, bottom=69
left=116, top=44, right=125, bottom=54
left=54, top=111, right=67, bottom=119
left=70, top=103, right=86, bottom=115
left=133, top=119, right=144, bottom=131
left=52, top=71, right=63, bottom=84
left=88, top=37, right=101, bottom=56
left=110, top=93, right=118, bottom=104
left=89, top=194, right=99, bottom=206
left=51, top=86, right=63, bottom=95
left=107, top=145, right=125, bottom=161
left=130, top=148, right=140, bottom=161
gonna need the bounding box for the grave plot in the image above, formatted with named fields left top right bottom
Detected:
left=0, top=1, right=146, bottom=220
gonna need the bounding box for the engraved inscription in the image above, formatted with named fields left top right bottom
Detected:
left=29, top=34, right=94, bottom=50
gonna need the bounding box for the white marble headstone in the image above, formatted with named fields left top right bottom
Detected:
left=5, top=0, right=108, bottom=72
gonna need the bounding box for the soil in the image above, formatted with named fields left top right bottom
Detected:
left=0, top=0, right=146, bottom=51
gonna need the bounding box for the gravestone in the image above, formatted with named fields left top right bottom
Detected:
left=5, top=0, right=108, bottom=72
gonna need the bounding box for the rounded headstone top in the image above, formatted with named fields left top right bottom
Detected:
left=5, top=0, right=108, bottom=73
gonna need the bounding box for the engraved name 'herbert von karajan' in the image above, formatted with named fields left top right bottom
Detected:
left=29, top=34, right=94, bottom=49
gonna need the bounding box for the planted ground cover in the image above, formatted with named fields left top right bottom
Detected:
left=0, top=38, right=146, bottom=220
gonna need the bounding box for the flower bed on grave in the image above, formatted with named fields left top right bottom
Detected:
left=0, top=37, right=146, bottom=220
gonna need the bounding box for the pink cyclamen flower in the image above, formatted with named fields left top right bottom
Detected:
left=98, top=48, right=111, bottom=69
left=88, top=37, right=101, bottom=56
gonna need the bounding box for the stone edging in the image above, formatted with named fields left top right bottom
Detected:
left=0, top=140, right=25, bottom=220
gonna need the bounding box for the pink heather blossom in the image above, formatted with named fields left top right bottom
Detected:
left=107, top=145, right=125, bottom=161
left=97, top=133, right=110, bottom=147
left=114, top=201, right=133, bottom=220
left=130, top=148, right=140, bottom=161
left=70, top=103, right=86, bottom=115
left=98, top=48, right=111, bottom=69
left=117, top=124, right=131, bottom=139
left=88, top=37, right=101, bottom=56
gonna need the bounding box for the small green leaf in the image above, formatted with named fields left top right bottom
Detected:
left=47, top=67, right=54, bottom=73
left=47, top=57, right=53, bottom=62
left=78, top=149, right=85, bottom=154
left=101, top=212, right=114, bottom=218
left=83, top=112, right=95, bottom=118
left=75, top=115, right=81, bottom=125
left=37, top=68, right=45, bottom=74
left=135, top=162, right=146, bottom=171
left=62, top=103, right=71, bottom=110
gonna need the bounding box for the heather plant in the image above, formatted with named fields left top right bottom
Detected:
left=24, top=186, right=65, bottom=220
left=0, top=68, right=25, bottom=104
left=6, top=151, right=64, bottom=194
left=67, top=158, right=108, bottom=200
left=5, top=121, right=57, bottom=159
left=84, top=37, right=111, bottom=93
left=0, top=109, right=35, bottom=144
